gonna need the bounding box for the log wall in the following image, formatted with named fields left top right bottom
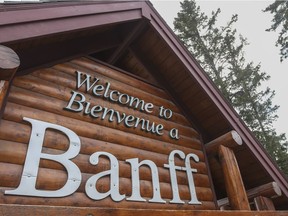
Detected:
left=0, top=57, right=216, bottom=210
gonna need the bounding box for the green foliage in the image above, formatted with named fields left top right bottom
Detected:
left=264, top=0, right=288, bottom=62
left=174, top=0, right=288, bottom=175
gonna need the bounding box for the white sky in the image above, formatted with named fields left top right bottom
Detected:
left=151, top=0, right=288, bottom=137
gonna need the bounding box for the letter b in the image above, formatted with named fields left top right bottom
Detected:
left=5, top=117, right=81, bottom=197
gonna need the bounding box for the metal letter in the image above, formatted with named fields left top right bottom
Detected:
left=109, top=90, right=120, bottom=102
left=124, top=115, right=135, bottom=128
left=118, top=94, right=130, bottom=105
left=64, top=91, right=85, bottom=112
left=5, top=117, right=81, bottom=197
left=126, top=158, right=166, bottom=203
left=76, top=71, right=99, bottom=92
left=164, top=150, right=185, bottom=204
left=92, top=84, right=105, bottom=96
left=103, top=82, right=111, bottom=99
left=144, top=103, right=154, bottom=113
left=185, top=153, right=201, bottom=205
left=169, top=128, right=180, bottom=140
left=155, top=124, right=164, bottom=136
left=85, top=152, right=125, bottom=201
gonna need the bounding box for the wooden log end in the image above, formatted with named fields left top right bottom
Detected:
left=271, top=182, right=282, bottom=197
left=205, top=130, right=242, bottom=155
left=0, top=45, right=20, bottom=80
left=231, top=130, right=242, bottom=146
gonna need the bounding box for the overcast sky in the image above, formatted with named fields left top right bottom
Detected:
left=151, top=0, right=288, bottom=137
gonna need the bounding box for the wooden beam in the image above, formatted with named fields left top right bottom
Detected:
left=205, top=130, right=242, bottom=155
left=107, top=20, right=147, bottom=65
left=248, top=182, right=282, bottom=199
left=218, top=145, right=250, bottom=210
left=218, top=182, right=282, bottom=207
left=1, top=204, right=288, bottom=216
left=0, top=45, right=20, bottom=120
left=254, top=196, right=276, bottom=211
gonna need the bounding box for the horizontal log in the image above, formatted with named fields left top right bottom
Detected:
left=2, top=204, right=288, bottom=216
left=0, top=120, right=207, bottom=176
left=0, top=163, right=214, bottom=202
left=218, top=182, right=282, bottom=207
left=8, top=84, right=200, bottom=147
left=0, top=140, right=210, bottom=185
left=29, top=70, right=193, bottom=130
left=3, top=102, right=204, bottom=158
left=0, top=188, right=216, bottom=210
left=205, top=131, right=242, bottom=155
left=247, top=182, right=282, bottom=199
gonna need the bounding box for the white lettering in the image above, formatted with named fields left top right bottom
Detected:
left=5, top=117, right=81, bottom=197
left=4, top=117, right=200, bottom=205
left=126, top=158, right=165, bottom=203
left=64, top=91, right=85, bottom=112
left=76, top=71, right=99, bottom=92
left=164, top=150, right=185, bottom=204
left=185, top=153, right=201, bottom=205
left=85, top=152, right=125, bottom=201
left=144, top=103, right=154, bottom=113
left=169, top=128, right=179, bottom=140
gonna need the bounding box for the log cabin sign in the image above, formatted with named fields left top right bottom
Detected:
left=4, top=116, right=201, bottom=205
left=0, top=57, right=212, bottom=210
left=64, top=71, right=180, bottom=139
left=0, top=0, right=288, bottom=214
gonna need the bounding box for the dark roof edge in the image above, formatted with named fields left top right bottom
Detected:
left=144, top=1, right=288, bottom=197
left=0, top=1, right=150, bottom=44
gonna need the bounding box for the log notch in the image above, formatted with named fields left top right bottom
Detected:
left=254, top=196, right=276, bottom=210
left=205, top=130, right=242, bottom=155
left=218, top=182, right=282, bottom=209
left=0, top=45, right=20, bottom=119
left=205, top=131, right=250, bottom=210
left=252, top=182, right=281, bottom=210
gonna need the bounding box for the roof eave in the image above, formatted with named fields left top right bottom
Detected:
left=145, top=2, right=288, bottom=198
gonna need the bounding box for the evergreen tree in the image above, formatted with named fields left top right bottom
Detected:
left=174, top=0, right=288, bottom=175
left=264, top=0, right=288, bottom=62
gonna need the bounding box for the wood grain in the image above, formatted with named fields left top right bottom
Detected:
left=0, top=120, right=205, bottom=168
left=218, top=145, right=250, bottom=210
left=205, top=131, right=242, bottom=155
left=0, top=45, right=20, bottom=80
left=8, top=84, right=200, bottom=147
left=0, top=140, right=210, bottom=186
left=2, top=204, right=288, bottom=215
left=0, top=189, right=215, bottom=210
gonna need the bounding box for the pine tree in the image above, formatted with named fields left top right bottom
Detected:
left=264, top=0, right=288, bottom=62
left=174, top=0, right=288, bottom=175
